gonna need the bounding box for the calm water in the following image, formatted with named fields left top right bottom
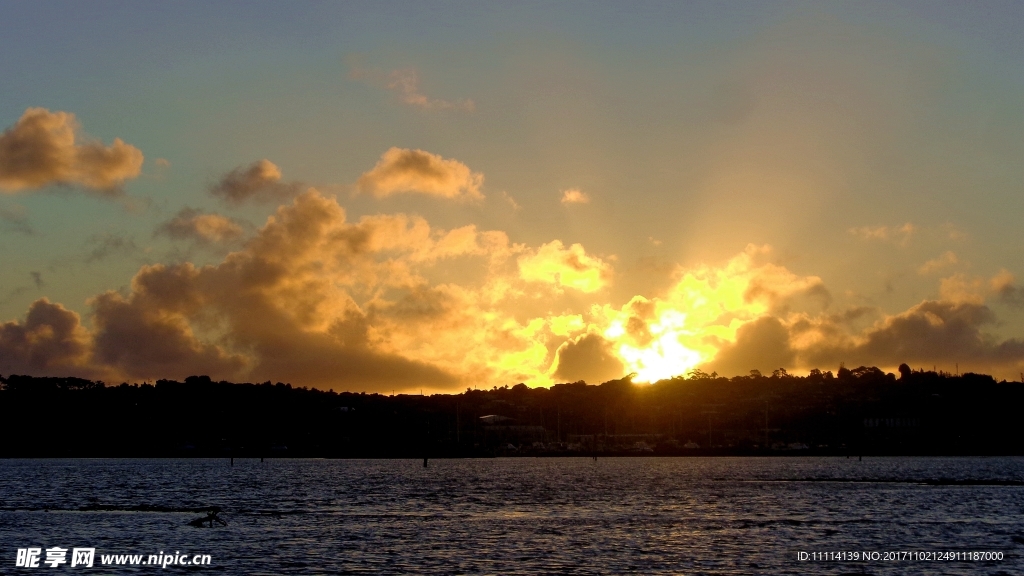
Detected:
left=1, top=457, right=1022, bottom=574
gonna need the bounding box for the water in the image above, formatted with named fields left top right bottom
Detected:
left=1, top=457, right=1022, bottom=574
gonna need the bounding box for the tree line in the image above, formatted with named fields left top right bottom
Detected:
left=1, top=365, right=1022, bottom=457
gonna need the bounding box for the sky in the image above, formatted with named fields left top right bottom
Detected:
left=2, top=1, right=1024, bottom=392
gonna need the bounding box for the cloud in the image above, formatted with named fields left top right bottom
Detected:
left=356, top=147, right=484, bottom=200
left=517, top=240, right=613, bottom=293
left=848, top=223, right=915, bottom=245
left=552, top=333, right=624, bottom=383
left=364, top=282, right=551, bottom=388
left=351, top=62, right=475, bottom=112
left=918, top=251, right=958, bottom=274
left=0, top=108, right=143, bottom=194
left=156, top=208, right=245, bottom=244
left=578, top=243, right=1020, bottom=382
left=8, top=189, right=1024, bottom=390
left=743, top=261, right=831, bottom=313
left=0, top=190, right=528, bottom=388
left=386, top=68, right=475, bottom=111
left=992, top=269, right=1024, bottom=308
left=89, top=278, right=251, bottom=381
left=705, top=316, right=796, bottom=378
left=30, top=272, right=43, bottom=289
left=932, top=270, right=1024, bottom=309
left=560, top=188, right=590, bottom=204
left=85, top=233, right=139, bottom=264
left=0, top=204, right=33, bottom=235
left=666, top=257, right=1024, bottom=378
left=0, top=298, right=95, bottom=377
left=499, top=191, right=521, bottom=211
left=942, top=223, right=968, bottom=241
left=591, top=245, right=817, bottom=382
left=209, top=159, right=304, bottom=204
left=88, top=191, right=471, bottom=386
left=938, top=273, right=985, bottom=304
left=800, top=300, right=1024, bottom=373
left=690, top=294, right=1024, bottom=380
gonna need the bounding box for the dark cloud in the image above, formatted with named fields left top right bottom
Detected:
left=992, top=270, right=1024, bottom=308
left=90, top=285, right=249, bottom=382
left=998, top=285, right=1024, bottom=308
left=0, top=298, right=95, bottom=377
left=85, top=233, right=139, bottom=263
left=209, top=159, right=303, bottom=204
left=0, top=205, right=33, bottom=235
left=0, top=108, right=143, bottom=194
left=703, top=298, right=1024, bottom=378
left=804, top=300, right=1024, bottom=372
left=553, top=333, right=625, bottom=384
left=705, top=316, right=796, bottom=378
left=695, top=296, right=1024, bottom=378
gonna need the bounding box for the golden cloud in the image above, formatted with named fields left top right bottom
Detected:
left=848, top=223, right=915, bottom=245
left=517, top=240, right=612, bottom=293
left=560, top=188, right=590, bottom=204
left=918, top=251, right=958, bottom=275
left=5, top=192, right=1024, bottom=389
left=938, top=273, right=985, bottom=304
left=0, top=191, right=530, bottom=388
left=594, top=245, right=816, bottom=382
left=156, top=208, right=245, bottom=244
left=0, top=108, right=143, bottom=194
left=356, top=147, right=484, bottom=200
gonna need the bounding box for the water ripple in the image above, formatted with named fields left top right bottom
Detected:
left=0, top=457, right=1022, bottom=574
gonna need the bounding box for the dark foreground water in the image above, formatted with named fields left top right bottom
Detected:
left=1, top=457, right=1022, bottom=574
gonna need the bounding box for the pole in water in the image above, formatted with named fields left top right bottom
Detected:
left=423, top=457, right=428, bottom=468
left=230, top=457, right=233, bottom=466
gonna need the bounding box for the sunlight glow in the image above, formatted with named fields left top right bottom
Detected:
left=594, top=246, right=792, bottom=383
left=614, top=309, right=706, bottom=382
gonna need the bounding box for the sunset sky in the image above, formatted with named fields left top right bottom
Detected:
left=3, top=1, right=1024, bottom=392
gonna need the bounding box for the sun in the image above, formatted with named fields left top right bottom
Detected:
left=606, top=309, right=708, bottom=383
